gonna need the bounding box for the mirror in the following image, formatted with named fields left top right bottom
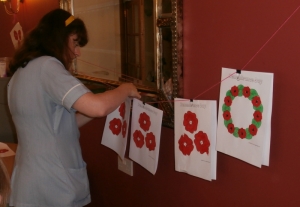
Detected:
left=60, top=0, right=183, bottom=128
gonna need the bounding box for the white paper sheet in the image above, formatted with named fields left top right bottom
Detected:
left=129, top=99, right=163, bottom=175
left=216, top=68, right=274, bottom=167
left=10, top=22, right=23, bottom=49
left=0, top=142, right=15, bottom=158
left=101, top=98, right=132, bottom=159
left=174, top=98, right=217, bottom=181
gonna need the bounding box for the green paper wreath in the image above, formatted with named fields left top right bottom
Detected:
left=222, top=84, right=263, bottom=139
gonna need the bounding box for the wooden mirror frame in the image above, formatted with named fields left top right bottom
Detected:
left=60, top=0, right=183, bottom=128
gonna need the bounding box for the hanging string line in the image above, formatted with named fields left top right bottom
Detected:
left=75, top=59, right=155, bottom=91
left=144, top=72, right=237, bottom=104
left=76, top=58, right=142, bottom=84
left=242, top=4, right=300, bottom=70
left=192, top=72, right=237, bottom=100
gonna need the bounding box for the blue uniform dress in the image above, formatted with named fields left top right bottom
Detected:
left=7, top=56, right=91, bottom=207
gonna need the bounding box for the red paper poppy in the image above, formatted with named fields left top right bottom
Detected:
left=0, top=149, right=8, bottom=153
left=14, top=30, right=18, bottom=40
left=224, top=96, right=232, bottom=106
left=183, top=111, right=198, bottom=133
left=133, top=130, right=145, bottom=148
left=18, top=30, right=22, bottom=40
left=178, top=134, right=194, bottom=156
left=122, top=120, right=127, bottom=138
left=252, top=96, right=261, bottom=107
left=145, top=132, right=156, bottom=151
left=139, top=112, right=151, bottom=132
left=194, top=131, right=210, bottom=154
left=230, top=85, right=239, bottom=97
left=119, top=102, right=126, bottom=119
left=109, top=118, right=122, bottom=135
left=253, top=111, right=262, bottom=122
left=249, top=124, right=258, bottom=136
left=227, top=123, right=235, bottom=134
left=243, top=86, right=250, bottom=98
left=223, top=111, right=231, bottom=120
left=238, top=128, right=246, bottom=139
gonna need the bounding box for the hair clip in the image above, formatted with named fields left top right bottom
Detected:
left=65, top=16, right=75, bottom=27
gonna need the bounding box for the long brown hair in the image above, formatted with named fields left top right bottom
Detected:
left=0, top=159, right=10, bottom=207
left=9, top=8, right=88, bottom=75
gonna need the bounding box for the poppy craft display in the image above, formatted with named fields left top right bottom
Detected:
left=216, top=68, right=274, bottom=168
left=10, top=22, right=24, bottom=49
left=129, top=99, right=163, bottom=175
left=174, top=98, right=217, bottom=181
left=101, top=98, right=132, bottom=160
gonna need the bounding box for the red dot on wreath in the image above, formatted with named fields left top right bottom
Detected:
left=227, top=123, right=235, bottom=134
left=243, top=87, right=250, bottom=97
left=223, top=111, right=231, bottom=120
left=238, top=128, right=246, bottom=139
left=230, top=86, right=239, bottom=96
left=224, top=96, right=232, bottom=106
left=252, top=96, right=261, bottom=107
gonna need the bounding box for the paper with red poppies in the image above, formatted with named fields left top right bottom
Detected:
left=101, top=98, right=132, bottom=159
left=129, top=99, right=163, bottom=175
left=216, top=68, right=273, bottom=167
left=10, top=22, right=23, bottom=49
left=0, top=142, right=15, bottom=158
left=174, top=98, right=217, bottom=181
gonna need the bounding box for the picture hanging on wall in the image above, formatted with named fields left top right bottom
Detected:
left=101, top=98, right=132, bottom=160
left=174, top=98, right=217, bottom=181
left=10, top=22, right=23, bottom=49
left=216, top=68, right=274, bottom=167
left=129, top=99, right=163, bottom=175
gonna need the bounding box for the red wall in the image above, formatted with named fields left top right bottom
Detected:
left=80, top=1, right=300, bottom=207
left=0, top=0, right=59, bottom=57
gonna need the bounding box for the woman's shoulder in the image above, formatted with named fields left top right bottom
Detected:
left=28, top=56, right=65, bottom=73
left=32, top=56, right=62, bottom=65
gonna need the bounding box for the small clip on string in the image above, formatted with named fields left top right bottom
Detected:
left=190, top=99, right=193, bottom=102
left=236, top=69, right=241, bottom=81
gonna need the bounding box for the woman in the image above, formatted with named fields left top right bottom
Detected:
left=0, top=159, right=10, bottom=207
left=7, top=9, right=140, bottom=207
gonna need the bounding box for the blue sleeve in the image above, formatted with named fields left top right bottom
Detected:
left=40, top=57, right=91, bottom=111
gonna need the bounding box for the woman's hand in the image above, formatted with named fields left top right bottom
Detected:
left=119, top=83, right=141, bottom=99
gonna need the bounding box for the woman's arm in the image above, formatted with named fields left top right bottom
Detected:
left=73, top=83, right=141, bottom=119
left=75, top=112, right=93, bottom=128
